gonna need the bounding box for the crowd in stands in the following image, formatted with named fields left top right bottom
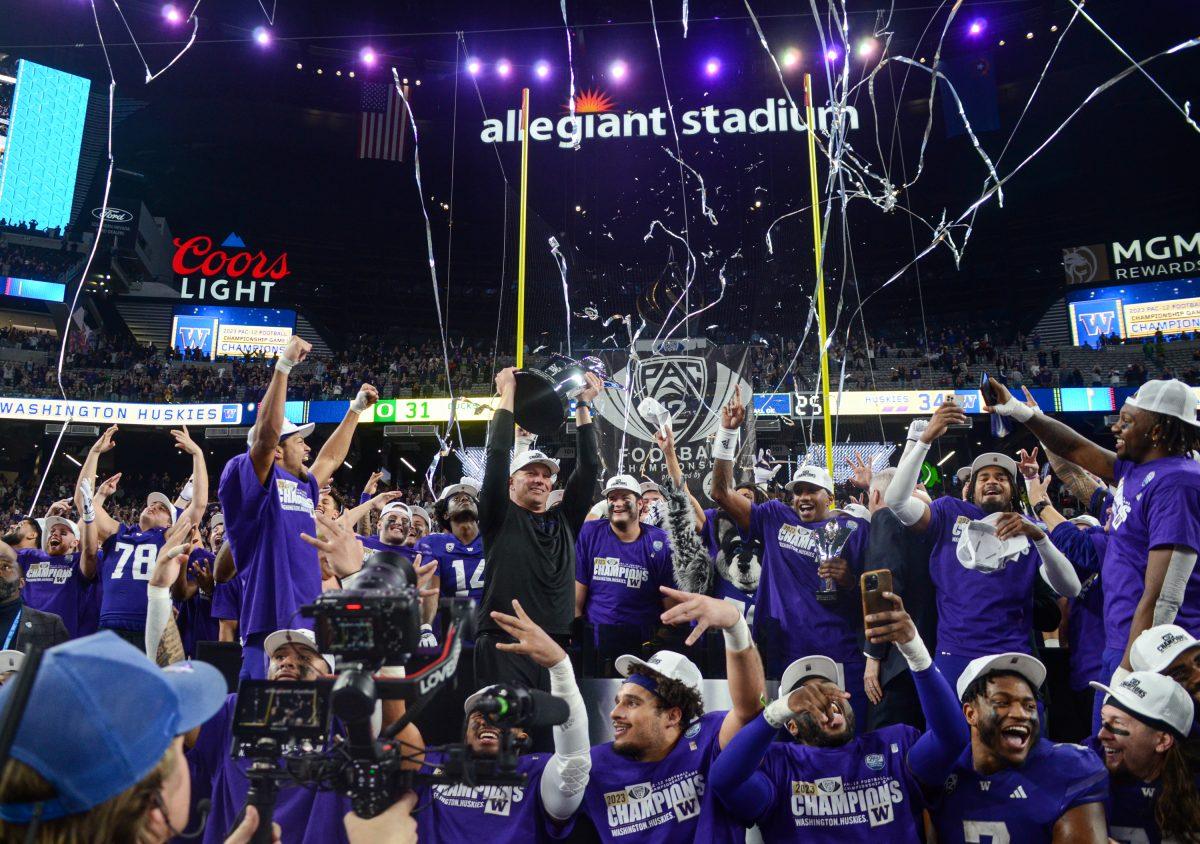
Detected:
left=0, top=238, right=78, bottom=280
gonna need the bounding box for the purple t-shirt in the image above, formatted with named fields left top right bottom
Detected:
left=925, top=498, right=1039, bottom=658
left=749, top=501, right=870, bottom=665
left=98, top=523, right=168, bottom=630
left=754, top=723, right=923, bottom=841
left=359, top=534, right=417, bottom=561
left=212, top=573, right=244, bottom=624
left=417, top=750, right=555, bottom=842
left=929, top=739, right=1107, bottom=844
left=17, top=549, right=96, bottom=639
left=1102, top=456, right=1200, bottom=650
left=176, top=548, right=220, bottom=657
left=415, top=531, right=486, bottom=601
left=218, top=453, right=321, bottom=638
left=575, top=520, right=676, bottom=630
left=1049, top=522, right=1107, bottom=690
left=559, top=710, right=744, bottom=843
left=187, top=695, right=351, bottom=844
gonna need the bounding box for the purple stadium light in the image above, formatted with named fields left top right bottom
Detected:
left=253, top=26, right=271, bottom=46
left=704, top=57, right=721, bottom=77
left=161, top=4, right=182, bottom=24
left=824, top=47, right=839, bottom=62
left=360, top=48, right=377, bottom=66
left=496, top=59, right=512, bottom=78
left=466, top=57, right=482, bottom=76
left=609, top=59, right=628, bottom=81
left=968, top=19, right=986, bottom=37
left=535, top=60, right=551, bottom=79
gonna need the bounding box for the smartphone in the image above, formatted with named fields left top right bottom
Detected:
left=944, top=395, right=972, bottom=429
left=861, top=569, right=894, bottom=621
left=980, top=371, right=1000, bottom=406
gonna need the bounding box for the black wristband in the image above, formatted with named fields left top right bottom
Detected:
left=1033, top=500, right=1051, bottom=517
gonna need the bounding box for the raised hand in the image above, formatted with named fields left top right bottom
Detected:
left=494, top=366, right=517, bottom=395
left=864, top=592, right=917, bottom=645
left=1024, top=471, right=1052, bottom=504
left=981, top=376, right=1015, bottom=412
left=370, top=490, right=405, bottom=510
left=171, top=426, right=202, bottom=456
left=283, top=335, right=312, bottom=365
left=784, top=682, right=851, bottom=727
left=578, top=370, right=604, bottom=403
left=190, top=554, right=215, bottom=595
left=363, top=471, right=384, bottom=496
left=96, top=473, right=122, bottom=499
left=920, top=400, right=968, bottom=443
left=846, top=450, right=873, bottom=490
left=659, top=586, right=743, bottom=646
left=490, top=599, right=568, bottom=668
left=45, top=499, right=73, bottom=518
left=1016, top=447, right=1040, bottom=480
left=91, top=424, right=118, bottom=454
left=413, top=553, right=438, bottom=599
left=721, top=385, right=745, bottom=429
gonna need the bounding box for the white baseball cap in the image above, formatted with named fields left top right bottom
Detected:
left=604, top=474, right=643, bottom=498
left=263, top=628, right=333, bottom=674
left=956, top=652, right=1047, bottom=701
left=1070, top=514, right=1102, bottom=528
left=969, top=453, right=1019, bottom=482
left=146, top=492, right=178, bottom=525
left=838, top=503, right=871, bottom=522
left=785, top=465, right=834, bottom=495
left=1130, top=624, right=1200, bottom=674
left=208, top=511, right=225, bottom=531
left=0, top=649, right=24, bottom=674
left=1090, top=670, right=1195, bottom=738
left=409, top=506, right=431, bottom=527
left=41, top=516, right=79, bottom=553
left=780, top=655, right=843, bottom=694
left=1126, top=379, right=1200, bottom=428
left=438, top=481, right=480, bottom=501
left=510, top=449, right=560, bottom=477
left=640, top=480, right=662, bottom=496
left=956, top=466, right=973, bottom=484
left=614, top=650, right=703, bottom=692
left=547, top=489, right=565, bottom=508
left=380, top=501, right=411, bottom=521
left=245, top=418, right=315, bottom=447
left=464, top=684, right=501, bottom=715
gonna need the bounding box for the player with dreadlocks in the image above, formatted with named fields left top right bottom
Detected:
left=986, top=377, right=1200, bottom=719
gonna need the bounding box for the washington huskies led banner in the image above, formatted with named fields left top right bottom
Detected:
left=1067, top=277, right=1200, bottom=348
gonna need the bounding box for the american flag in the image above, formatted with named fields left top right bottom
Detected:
left=358, top=81, right=408, bottom=162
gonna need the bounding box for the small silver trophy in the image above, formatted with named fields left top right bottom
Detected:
left=815, top=521, right=855, bottom=605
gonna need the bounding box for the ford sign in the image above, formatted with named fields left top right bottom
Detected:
left=91, top=207, right=134, bottom=223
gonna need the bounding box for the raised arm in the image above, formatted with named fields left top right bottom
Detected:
left=345, top=491, right=403, bottom=532
left=656, top=427, right=706, bottom=529
left=172, top=427, right=208, bottom=526
left=710, top=387, right=751, bottom=531
left=984, top=377, right=1116, bottom=481
left=480, top=368, right=518, bottom=537
left=659, top=587, right=764, bottom=748
left=560, top=372, right=604, bottom=531
left=886, top=411, right=961, bottom=534
left=251, top=335, right=310, bottom=484
left=311, top=383, right=378, bottom=488
left=76, top=425, right=120, bottom=541
left=660, top=475, right=715, bottom=595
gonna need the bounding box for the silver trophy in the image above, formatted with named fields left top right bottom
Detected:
left=815, top=521, right=855, bottom=606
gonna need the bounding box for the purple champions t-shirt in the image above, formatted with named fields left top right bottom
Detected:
left=17, top=549, right=95, bottom=639
left=749, top=501, right=870, bottom=666
left=925, top=498, right=1040, bottom=658
left=1102, top=456, right=1200, bottom=651
left=575, top=520, right=676, bottom=631
left=188, top=695, right=351, bottom=844
left=929, top=738, right=1108, bottom=844
left=176, top=547, right=220, bottom=658
left=754, top=723, right=923, bottom=841
left=558, top=710, right=745, bottom=843
left=417, top=750, right=557, bottom=843
left=97, top=523, right=168, bottom=631
left=218, top=453, right=321, bottom=638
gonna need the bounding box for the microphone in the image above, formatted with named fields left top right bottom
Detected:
left=472, top=686, right=570, bottom=729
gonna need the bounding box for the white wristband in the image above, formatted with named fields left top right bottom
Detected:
left=896, top=635, right=932, bottom=672
left=722, top=615, right=752, bottom=652
left=763, top=698, right=795, bottom=729
left=712, top=426, right=740, bottom=461
left=993, top=397, right=1035, bottom=422
left=275, top=356, right=296, bottom=375
left=377, top=664, right=406, bottom=678
left=349, top=389, right=371, bottom=415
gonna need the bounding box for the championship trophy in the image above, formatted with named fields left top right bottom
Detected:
left=814, top=521, right=854, bottom=605
left=513, top=354, right=608, bottom=436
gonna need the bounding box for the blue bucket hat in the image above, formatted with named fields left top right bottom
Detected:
left=0, top=631, right=226, bottom=822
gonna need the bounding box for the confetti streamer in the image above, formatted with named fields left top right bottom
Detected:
left=108, top=0, right=203, bottom=83
left=662, top=146, right=717, bottom=226
left=547, top=236, right=573, bottom=357
left=560, top=1, right=581, bottom=149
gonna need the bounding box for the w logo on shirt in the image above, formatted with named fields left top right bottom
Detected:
left=484, top=794, right=512, bottom=817
left=1009, top=786, right=1028, bottom=799
left=671, top=795, right=700, bottom=822
left=868, top=802, right=894, bottom=827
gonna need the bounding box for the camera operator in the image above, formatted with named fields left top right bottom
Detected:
left=475, top=366, right=603, bottom=690
left=414, top=597, right=591, bottom=840
left=0, top=632, right=284, bottom=843
left=217, top=335, right=378, bottom=679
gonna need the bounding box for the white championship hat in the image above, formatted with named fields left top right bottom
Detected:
left=639, top=480, right=662, bottom=496
left=1130, top=624, right=1200, bottom=674
left=245, top=418, right=315, bottom=448
left=0, top=650, right=24, bottom=675
left=785, top=465, right=834, bottom=495
left=409, top=506, right=431, bottom=527
left=263, top=628, right=334, bottom=674
left=380, top=501, right=411, bottom=521
left=40, top=516, right=79, bottom=553
left=145, top=492, right=178, bottom=525
left=780, top=655, right=843, bottom=694
left=510, top=449, right=560, bottom=477
left=1090, top=670, right=1195, bottom=738
left=438, top=481, right=481, bottom=501
left=1125, top=379, right=1200, bottom=428
left=614, top=650, right=703, bottom=692
left=604, top=474, right=643, bottom=498
left=956, top=652, right=1047, bottom=701
left=968, top=452, right=1019, bottom=482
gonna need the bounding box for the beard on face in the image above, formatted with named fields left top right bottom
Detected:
left=449, top=501, right=479, bottom=522
left=792, top=706, right=856, bottom=748
left=978, top=498, right=1010, bottom=515
left=0, top=578, right=18, bottom=603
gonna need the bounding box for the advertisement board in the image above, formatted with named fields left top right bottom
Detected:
left=1066, top=278, right=1200, bottom=346
left=171, top=305, right=295, bottom=359
left=0, top=397, right=243, bottom=425
left=1123, top=297, right=1200, bottom=338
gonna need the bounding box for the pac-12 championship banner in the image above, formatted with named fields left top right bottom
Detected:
left=595, top=347, right=754, bottom=503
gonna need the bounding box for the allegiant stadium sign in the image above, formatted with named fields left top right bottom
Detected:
left=480, top=90, right=860, bottom=149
